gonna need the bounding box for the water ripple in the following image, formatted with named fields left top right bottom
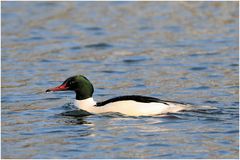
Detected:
left=84, top=43, right=113, bottom=49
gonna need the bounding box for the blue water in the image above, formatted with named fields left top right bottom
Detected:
left=1, top=2, right=239, bottom=159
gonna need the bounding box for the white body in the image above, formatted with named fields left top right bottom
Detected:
left=74, top=97, right=189, bottom=116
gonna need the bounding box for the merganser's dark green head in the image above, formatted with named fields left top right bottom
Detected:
left=46, top=75, right=94, bottom=100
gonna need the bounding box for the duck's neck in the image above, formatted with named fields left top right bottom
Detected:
left=74, top=97, right=97, bottom=112
left=75, top=91, right=93, bottom=100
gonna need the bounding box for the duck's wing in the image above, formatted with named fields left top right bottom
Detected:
left=96, top=95, right=187, bottom=106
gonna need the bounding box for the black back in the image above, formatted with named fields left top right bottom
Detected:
left=96, top=95, right=186, bottom=106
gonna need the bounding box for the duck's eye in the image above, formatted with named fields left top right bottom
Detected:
left=69, top=81, right=75, bottom=85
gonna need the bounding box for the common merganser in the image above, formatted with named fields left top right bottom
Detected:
left=46, top=75, right=191, bottom=116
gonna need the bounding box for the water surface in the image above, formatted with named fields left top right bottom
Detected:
left=1, top=2, right=239, bottom=159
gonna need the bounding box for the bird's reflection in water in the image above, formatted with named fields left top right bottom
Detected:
left=60, top=109, right=92, bottom=125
